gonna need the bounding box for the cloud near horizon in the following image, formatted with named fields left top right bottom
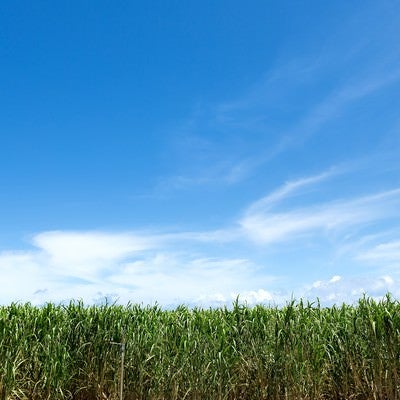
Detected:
left=3, top=166, right=400, bottom=306
left=1, top=230, right=274, bottom=305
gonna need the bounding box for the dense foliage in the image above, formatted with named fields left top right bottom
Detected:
left=1, top=296, right=399, bottom=399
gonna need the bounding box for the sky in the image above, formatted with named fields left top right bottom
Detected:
left=1, top=1, right=400, bottom=307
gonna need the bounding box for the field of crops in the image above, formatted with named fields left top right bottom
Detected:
left=1, top=295, right=399, bottom=400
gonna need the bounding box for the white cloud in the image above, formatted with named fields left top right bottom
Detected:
left=246, top=167, right=340, bottom=215
left=357, top=240, right=400, bottom=263
left=241, top=184, right=400, bottom=245
left=329, top=275, right=341, bottom=283
left=0, top=231, right=277, bottom=306
left=30, top=231, right=158, bottom=281
left=0, top=231, right=158, bottom=304
left=233, top=289, right=274, bottom=304
left=304, top=274, right=397, bottom=305
left=34, top=231, right=154, bottom=264
left=196, top=289, right=277, bottom=307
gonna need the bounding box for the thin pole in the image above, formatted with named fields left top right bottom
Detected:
left=119, top=339, right=125, bottom=400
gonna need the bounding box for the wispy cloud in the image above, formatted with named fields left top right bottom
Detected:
left=159, top=2, right=400, bottom=193
left=160, top=60, right=400, bottom=193
left=245, top=167, right=341, bottom=215
left=357, top=240, right=400, bottom=265
left=293, top=68, right=400, bottom=143
left=240, top=169, right=400, bottom=245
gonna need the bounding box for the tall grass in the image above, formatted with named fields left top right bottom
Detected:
left=0, top=295, right=399, bottom=399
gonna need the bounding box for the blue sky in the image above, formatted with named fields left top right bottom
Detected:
left=1, top=1, right=400, bottom=306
